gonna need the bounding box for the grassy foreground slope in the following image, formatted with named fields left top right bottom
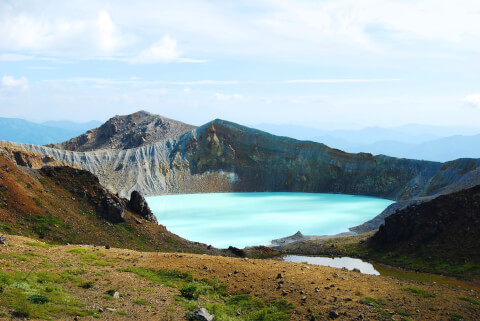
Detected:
left=0, top=235, right=479, bottom=320
left=0, top=153, right=213, bottom=254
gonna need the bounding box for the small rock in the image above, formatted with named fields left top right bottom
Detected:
left=329, top=310, right=339, bottom=319
left=98, top=308, right=104, bottom=313
left=113, top=291, right=120, bottom=299
left=0, top=235, right=6, bottom=245
left=276, top=273, right=283, bottom=279
left=190, top=307, right=214, bottom=321
left=345, top=297, right=352, bottom=301
left=352, top=268, right=361, bottom=273
left=105, top=308, right=116, bottom=312
left=105, top=245, right=110, bottom=249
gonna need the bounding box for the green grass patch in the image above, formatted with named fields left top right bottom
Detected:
left=32, top=197, right=42, bottom=207
left=360, top=297, right=385, bottom=308
left=27, top=213, right=65, bottom=236
left=0, top=224, right=12, bottom=233
left=0, top=270, right=98, bottom=319
left=66, top=247, right=92, bottom=255
left=6, top=253, right=30, bottom=262
left=396, top=309, right=411, bottom=317
left=24, top=241, right=53, bottom=248
left=450, top=313, right=465, bottom=321
left=203, top=296, right=294, bottom=321
left=459, top=296, right=480, bottom=305
left=133, top=298, right=151, bottom=306
left=402, top=287, right=436, bottom=298
left=121, top=267, right=294, bottom=321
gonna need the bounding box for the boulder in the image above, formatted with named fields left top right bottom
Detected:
left=95, top=195, right=125, bottom=223
left=190, top=308, right=213, bottom=321
left=127, top=191, right=157, bottom=224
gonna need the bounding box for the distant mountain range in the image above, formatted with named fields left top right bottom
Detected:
left=253, top=123, right=480, bottom=162
left=0, top=117, right=101, bottom=145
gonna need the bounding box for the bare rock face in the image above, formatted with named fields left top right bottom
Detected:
left=50, top=110, right=196, bottom=151
left=95, top=195, right=125, bottom=223
left=127, top=191, right=157, bottom=224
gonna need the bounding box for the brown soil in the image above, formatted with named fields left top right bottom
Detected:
left=1, top=235, right=479, bottom=320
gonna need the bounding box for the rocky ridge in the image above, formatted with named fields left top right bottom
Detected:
left=49, top=110, right=196, bottom=151
left=2, top=115, right=480, bottom=232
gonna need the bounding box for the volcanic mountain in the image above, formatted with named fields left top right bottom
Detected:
left=49, top=110, right=196, bottom=151
left=2, top=111, right=480, bottom=232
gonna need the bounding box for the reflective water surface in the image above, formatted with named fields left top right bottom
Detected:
left=146, top=192, right=393, bottom=248
left=282, top=255, right=380, bottom=275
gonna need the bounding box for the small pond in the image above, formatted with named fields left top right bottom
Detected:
left=282, top=255, right=380, bottom=275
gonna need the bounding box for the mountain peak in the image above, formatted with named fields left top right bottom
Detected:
left=49, top=110, right=196, bottom=151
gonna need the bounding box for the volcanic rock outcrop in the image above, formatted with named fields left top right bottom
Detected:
left=369, top=184, right=480, bottom=274
left=127, top=190, right=158, bottom=224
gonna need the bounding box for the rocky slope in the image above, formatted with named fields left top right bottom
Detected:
left=368, top=184, right=480, bottom=280
left=0, top=152, right=216, bottom=253
left=49, top=110, right=196, bottom=151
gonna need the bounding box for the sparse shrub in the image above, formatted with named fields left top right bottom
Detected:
left=180, top=284, right=200, bottom=300
left=28, top=294, right=50, bottom=304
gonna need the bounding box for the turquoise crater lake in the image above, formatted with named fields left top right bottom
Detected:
left=146, top=193, right=393, bottom=248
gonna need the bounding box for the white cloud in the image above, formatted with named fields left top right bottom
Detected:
left=464, top=94, right=480, bottom=107
left=96, top=11, right=126, bottom=53
left=215, top=93, right=243, bottom=101
left=1, top=76, right=28, bottom=88
left=128, top=35, right=205, bottom=63
left=4, top=1, right=480, bottom=62
left=130, top=35, right=180, bottom=63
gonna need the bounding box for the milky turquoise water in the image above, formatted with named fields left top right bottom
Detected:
left=146, top=193, right=393, bottom=249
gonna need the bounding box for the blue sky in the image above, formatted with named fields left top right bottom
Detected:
left=1, top=0, right=480, bottom=129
